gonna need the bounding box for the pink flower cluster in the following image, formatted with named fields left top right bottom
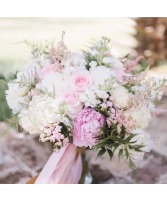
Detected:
left=106, top=106, right=136, bottom=133
left=73, top=108, right=105, bottom=148
left=40, top=123, right=69, bottom=150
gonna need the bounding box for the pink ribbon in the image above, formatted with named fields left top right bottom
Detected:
left=35, top=144, right=82, bottom=184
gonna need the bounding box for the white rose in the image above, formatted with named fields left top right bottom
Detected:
left=90, top=66, right=113, bottom=88
left=18, top=95, right=56, bottom=135
left=111, top=86, right=130, bottom=108
left=132, top=106, right=152, bottom=129
left=37, top=72, right=69, bottom=96
left=128, top=129, right=152, bottom=162
left=132, top=129, right=152, bottom=152
left=6, top=83, right=29, bottom=114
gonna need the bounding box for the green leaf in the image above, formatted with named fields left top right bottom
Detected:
left=128, top=140, right=137, bottom=144
left=125, top=147, right=129, bottom=158
left=119, top=149, right=123, bottom=159
left=106, top=144, right=114, bottom=149
left=111, top=122, right=117, bottom=130
left=126, top=134, right=137, bottom=142
left=134, top=148, right=144, bottom=152
left=96, top=148, right=106, bottom=159
left=95, top=140, right=108, bottom=149
left=121, top=125, right=126, bottom=135
left=131, top=144, right=145, bottom=150
left=107, top=149, right=113, bottom=160
left=128, top=159, right=136, bottom=170
left=112, top=143, right=119, bottom=153
left=121, top=53, right=131, bottom=60
left=109, top=135, right=120, bottom=141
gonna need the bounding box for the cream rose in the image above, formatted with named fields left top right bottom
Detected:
left=131, top=106, right=151, bottom=129
left=132, top=106, right=152, bottom=129
left=111, top=86, right=130, bottom=108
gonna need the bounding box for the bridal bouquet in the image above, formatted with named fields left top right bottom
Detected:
left=6, top=34, right=167, bottom=183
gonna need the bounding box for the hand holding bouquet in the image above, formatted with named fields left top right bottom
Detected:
left=6, top=33, right=167, bottom=183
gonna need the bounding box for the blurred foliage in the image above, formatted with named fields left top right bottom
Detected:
left=135, top=17, right=167, bottom=67
left=0, top=72, right=17, bottom=122
left=0, top=78, right=11, bottom=121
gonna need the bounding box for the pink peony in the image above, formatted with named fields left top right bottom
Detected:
left=73, top=108, right=105, bottom=148
left=71, top=70, right=92, bottom=92
left=63, top=91, right=83, bottom=117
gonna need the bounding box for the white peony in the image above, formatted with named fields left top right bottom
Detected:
left=132, top=106, right=152, bottom=129
left=62, top=53, right=87, bottom=68
left=18, top=95, right=56, bottom=135
left=37, top=72, right=69, bottom=96
left=90, top=66, right=113, bottom=90
left=6, top=83, right=29, bottom=114
left=111, top=86, right=130, bottom=108
left=128, top=129, right=152, bottom=162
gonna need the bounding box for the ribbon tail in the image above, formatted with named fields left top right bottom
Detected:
left=35, top=144, right=82, bottom=184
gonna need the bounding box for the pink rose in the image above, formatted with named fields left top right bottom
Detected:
left=73, top=108, right=105, bottom=148
left=71, top=70, right=92, bottom=92
left=40, top=64, right=61, bottom=79
left=63, top=91, right=83, bottom=117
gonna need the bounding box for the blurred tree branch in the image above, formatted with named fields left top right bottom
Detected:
left=135, top=17, right=167, bottom=67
